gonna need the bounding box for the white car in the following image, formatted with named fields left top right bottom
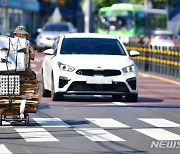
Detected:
left=42, top=33, right=140, bottom=102
left=149, top=30, right=177, bottom=47
left=36, top=22, right=76, bottom=51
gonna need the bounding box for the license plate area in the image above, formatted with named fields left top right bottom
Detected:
left=86, top=77, right=112, bottom=84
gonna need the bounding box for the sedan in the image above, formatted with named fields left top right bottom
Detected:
left=42, top=33, right=140, bottom=102
left=149, top=30, right=177, bottom=47
left=36, top=22, right=76, bottom=51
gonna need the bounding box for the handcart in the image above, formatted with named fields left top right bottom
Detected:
left=0, top=36, right=40, bottom=126
left=0, top=77, right=40, bottom=126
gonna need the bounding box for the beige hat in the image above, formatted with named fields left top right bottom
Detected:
left=13, top=26, right=29, bottom=35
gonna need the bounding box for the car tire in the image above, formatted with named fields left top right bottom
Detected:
left=42, top=75, right=51, bottom=97
left=51, top=76, right=63, bottom=101
left=112, top=95, right=122, bottom=101
left=125, top=94, right=138, bottom=102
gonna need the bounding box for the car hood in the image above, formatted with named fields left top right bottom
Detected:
left=55, top=55, right=133, bottom=69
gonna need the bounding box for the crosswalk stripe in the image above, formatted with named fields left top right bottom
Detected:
left=138, top=118, right=180, bottom=127
left=74, top=128, right=125, bottom=141
left=86, top=118, right=129, bottom=128
left=0, top=144, right=12, bottom=154
left=0, top=121, right=12, bottom=127
left=15, top=128, right=59, bottom=142
left=33, top=118, right=71, bottom=127
left=134, top=128, right=180, bottom=140
left=1, top=117, right=179, bottom=143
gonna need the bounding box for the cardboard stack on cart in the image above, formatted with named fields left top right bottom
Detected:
left=0, top=36, right=40, bottom=126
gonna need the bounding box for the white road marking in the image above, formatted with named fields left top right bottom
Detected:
left=74, top=128, right=125, bottom=141
left=0, top=144, right=12, bottom=154
left=33, top=118, right=71, bottom=127
left=113, top=102, right=127, bottom=106
left=86, top=118, right=129, bottom=128
left=134, top=128, right=180, bottom=140
left=138, top=118, right=180, bottom=127
left=88, top=103, right=115, bottom=106
left=0, top=121, right=12, bottom=127
left=88, top=102, right=127, bottom=106
left=15, top=128, right=59, bottom=142
left=140, top=74, right=149, bottom=77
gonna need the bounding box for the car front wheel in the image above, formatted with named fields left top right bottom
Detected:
left=51, top=76, right=63, bottom=101
left=42, top=75, right=51, bottom=97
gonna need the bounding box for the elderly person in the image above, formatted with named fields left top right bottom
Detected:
left=13, top=26, right=35, bottom=64
left=13, top=26, right=36, bottom=79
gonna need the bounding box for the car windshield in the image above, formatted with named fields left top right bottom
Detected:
left=60, top=38, right=126, bottom=55
left=43, top=24, right=69, bottom=31
left=154, top=34, right=173, bottom=40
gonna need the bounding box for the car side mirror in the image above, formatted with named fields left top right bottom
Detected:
left=37, top=28, right=42, bottom=33
left=44, top=49, right=54, bottom=55
left=129, top=50, right=140, bottom=57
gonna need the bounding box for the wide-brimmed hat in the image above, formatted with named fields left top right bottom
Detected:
left=13, top=26, right=29, bottom=36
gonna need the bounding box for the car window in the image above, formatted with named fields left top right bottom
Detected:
left=60, top=38, right=126, bottom=55
left=43, top=24, right=69, bottom=31
left=157, top=34, right=173, bottom=39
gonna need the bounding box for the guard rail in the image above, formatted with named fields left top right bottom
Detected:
left=125, top=43, right=180, bottom=81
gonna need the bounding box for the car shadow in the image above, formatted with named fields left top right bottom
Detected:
left=57, top=95, right=164, bottom=103
left=40, top=95, right=180, bottom=108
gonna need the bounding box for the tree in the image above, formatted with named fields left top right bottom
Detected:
left=91, top=0, right=119, bottom=13
left=124, top=0, right=144, bottom=4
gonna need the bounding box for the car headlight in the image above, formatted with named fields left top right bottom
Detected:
left=58, top=62, right=75, bottom=72
left=122, top=64, right=136, bottom=73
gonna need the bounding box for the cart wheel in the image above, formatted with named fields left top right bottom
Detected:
left=0, top=114, right=2, bottom=126
left=24, top=113, right=29, bottom=126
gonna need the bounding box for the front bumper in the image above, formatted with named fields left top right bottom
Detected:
left=53, top=69, right=138, bottom=95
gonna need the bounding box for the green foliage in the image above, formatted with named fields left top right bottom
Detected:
left=88, top=0, right=178, bottom=14
left=91, top=0, right=119, bottom=13
left=124, top=0, right=144, bottom=4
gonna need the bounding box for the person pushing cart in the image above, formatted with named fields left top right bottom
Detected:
left=0, top=26, right=40, bottom=126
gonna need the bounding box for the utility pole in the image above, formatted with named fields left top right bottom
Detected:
left=144, top=0, right=152, bottom=9
left=82, top=0, right=91, bottom=33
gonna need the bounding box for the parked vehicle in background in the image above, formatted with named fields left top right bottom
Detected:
left=36, top=22, right=77, bottom=52
left=42, top=33, right=140, bottom=102
left=148, top=30, right=178, bottom=47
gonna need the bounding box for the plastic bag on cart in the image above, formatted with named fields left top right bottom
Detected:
left=0, top=37, right=28, bottom=71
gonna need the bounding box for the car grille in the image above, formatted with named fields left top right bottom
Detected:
left=67, top=81, right=129, bottom=92
left=76, top=69, right=121, bottom=76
